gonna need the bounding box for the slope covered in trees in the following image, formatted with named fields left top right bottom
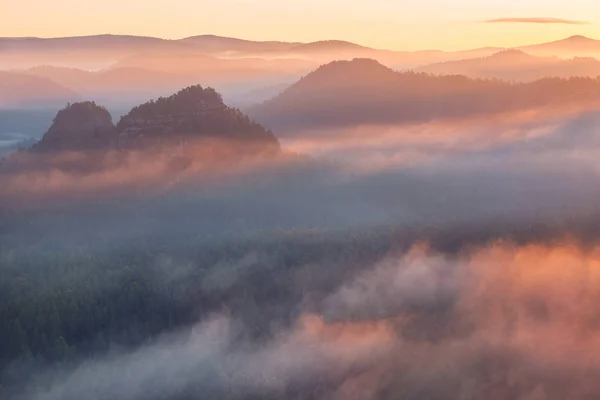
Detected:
left=0, top=226, right=395, bottom=398
left=248, top=58, right=600, bottom=132
left=32, top=101, right=116, bottom=152
left=116, top=85, right=280, bottom=151
left=8, top=85, right=279, bottom=155
left=0, top=72, right=80, bottom=108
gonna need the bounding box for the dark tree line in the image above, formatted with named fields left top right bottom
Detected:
left=0, top=227, right=395, bottom=397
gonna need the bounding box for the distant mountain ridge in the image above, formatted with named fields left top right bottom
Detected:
left=178, top=35, right=299, bottom=53
left=291, top=40, right=370, bottom=53
left=5, top=34, right=600, bottom=112
left=416, top=49, right=600, bottom=82
left=2, top=33, right=599, bottom=56
left=519, top=35, right=600, bottom=56
left=0, top=71, right=80, bottom=108
left=5, top=33, right=600, bottom=72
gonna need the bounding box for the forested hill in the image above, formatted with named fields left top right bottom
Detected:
left=116, top=85, right=279, bottom=150
left=248, top=58, right=600, bottom=132
left=32, top=101, right=116, bottom=152
left=27, top=85, right=279, bottom=153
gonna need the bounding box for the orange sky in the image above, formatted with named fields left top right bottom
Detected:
left=1, top=0, right=599, bottom=50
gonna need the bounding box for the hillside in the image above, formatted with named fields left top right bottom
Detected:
left=248, top=58, right=600, bottom=132
left=18, top=85, right=280, bottom=156
left=0, top=71, right=80, bottom=108
left=116, top=85, right=280, bottom=152
left=0, top=34, right=501, bottom=71
left=23, top=66, right=198, bottom=97
left=519, top=35, right=600, bottom=57
left=0, top=34, right=192, bottom=69
left=5, top=33, right=600, bottom=71
left=291, top=40, right=371, bottom=53
left=32, top=101, right=116, bottom=152
left=108, top=51, right=315, bottom=80
left=179, top=35, right=298, bottom=54
left=416, top=50, right=600, bottom=82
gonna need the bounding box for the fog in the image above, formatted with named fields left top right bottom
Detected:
left=4, top=105, right=600, bottom=237
left=16, top=240, right=600, bottom=400
left=4, top=67, right=600, bottom=399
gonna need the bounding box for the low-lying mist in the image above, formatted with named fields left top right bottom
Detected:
left=15, top=239, right=600, bottom=400
left=4, top=98, right=600, bottom=399
left=3, top=104, right=600, bottom=238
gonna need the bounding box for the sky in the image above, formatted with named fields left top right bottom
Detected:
left=2, top=0, right=600, bottom=50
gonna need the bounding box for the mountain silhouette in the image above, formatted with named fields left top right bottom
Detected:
left=416, top=50, right=600, bottom=82
left=519, top=35, right=600, bottom=56
left=0, top=71, right=80, bottom=108
left=0, top=34, right=499, bottom=71
left=109, top=50, right=315, bottom=79
left=26, top=85, right=279, bottom=155
left=0, top=34, right=191, bottom=69
left=290, top=40, right=371, bottom=53
left=32, top=101, right=116, bottom=152
left=179, top=35, right=298, bottom=54
left=5, top=33, right=600, bottom=76
left=116, top=85, right=280, bottom=152
left=249, top=58, right=600, bottom=132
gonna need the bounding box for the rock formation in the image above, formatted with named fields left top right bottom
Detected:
left=33, top=101, right=116, bottom=152
left=31, top=85, right=279, bottom=157
left=115, top=85, right=279, bottom=153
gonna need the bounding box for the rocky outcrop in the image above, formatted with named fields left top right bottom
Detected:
left=33, top=101, right=116, bottom=152
left=116, top=85, right=280, bottom=152
left=30, top=86, right=280, bottom=157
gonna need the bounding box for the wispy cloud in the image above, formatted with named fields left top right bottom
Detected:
left=486, top=17, right=589, bottom=25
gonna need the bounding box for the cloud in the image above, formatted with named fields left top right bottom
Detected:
left=22, top=240, right=600, bottom=400
left=485, top=17, right=589, bottom=25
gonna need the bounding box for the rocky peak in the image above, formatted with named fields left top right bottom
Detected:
left=115, top=85, right=279, bottom=151
left=34, top=101, right=116, bottom=152
left=24, top=86, right=280, bottom=161
left=118, top=86, right=225, bottom=127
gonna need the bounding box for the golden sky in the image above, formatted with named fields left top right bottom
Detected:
left=2, top=0, right=599, bottom=50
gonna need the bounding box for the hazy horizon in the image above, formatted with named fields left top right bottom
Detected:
left=2, top=0, right=600, bottom=51
left=1, top=31, right=599, bottom=52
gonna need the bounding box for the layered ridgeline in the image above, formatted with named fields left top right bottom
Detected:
left=30, top=85, right=279, bottom=155
left=416, top=49, right=600, bottom=82
left=248, top=58, right=600, bottom=133
left=0, top=71, right=79, bottom=108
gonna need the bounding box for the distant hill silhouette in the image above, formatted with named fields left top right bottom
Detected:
left=0, top=71, right=80, bottom=108
left=519, top=35, right=600, bottom=57
left=32, top=102, right=116, bottom=152
left=18, top=85, right=278, bottom=157
left=0, top=34, right=173, bottom=51
left=0, top=34, right=191, bottom=69
left=416, top=50, right=600, bottom=82
left=109, top=51, right=315, bottom=80
left=0, top=34, right=502, bottom=71
left=291, top=40, right=371, bottom=53
left=178, top=35, right=298, bottom=54
left=116, top=85, right=280, bottom=152
left=248, top=58, right=600, bottom=132
left=22, top=66, right=200, bottom=98
left=5, top=33, right=600, bottom=73
left=17, top=60, right=314, bottom=114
